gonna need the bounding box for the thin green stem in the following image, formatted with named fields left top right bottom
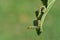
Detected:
left=41, top=0, right=56, bottom=28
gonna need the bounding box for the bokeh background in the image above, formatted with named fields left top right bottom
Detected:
left=0, top=0, right=60, bottom=40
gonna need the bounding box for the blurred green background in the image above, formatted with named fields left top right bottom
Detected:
left=0, top=0, right=60, bottom=40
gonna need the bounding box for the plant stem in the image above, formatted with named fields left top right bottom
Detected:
left=41, top=0, right=56, bottom=28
